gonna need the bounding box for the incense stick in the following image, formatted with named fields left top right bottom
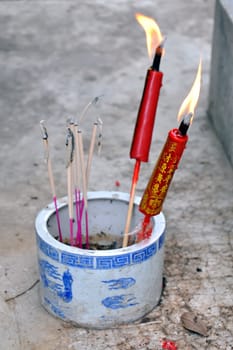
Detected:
left=40, top=121, right=63, bottom=242
left=86, top=122, right=98, bottom=187
left=122, top=160, right=141, bottom=247
left=77, top=130, right=89, bottom=249
left=97, top=117, right=103, bottom=155
left=68, top=120, right=77, bottom=194
left=66, top=128, right=75, bottom=246
left=74, top=123, right=83, bottom=248
left=69, top=120, right=82, bottom=248
left=79, top=95, right=103, bottom=123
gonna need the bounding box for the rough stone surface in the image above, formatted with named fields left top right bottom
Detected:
left=208, top=0, right=233, bottom=166
left=0, top=1, right=232, bottom=349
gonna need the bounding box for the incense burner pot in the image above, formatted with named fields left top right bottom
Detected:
left=35, top=191, right=166, bottom=329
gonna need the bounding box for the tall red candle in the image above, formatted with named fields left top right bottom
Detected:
left=123, top=46, right=163, bottom=247
left=123, top=14, right=165, bottom=247
left=130, top=13, right=164, bottom=162
left=130, top=68, right=163, bottom=162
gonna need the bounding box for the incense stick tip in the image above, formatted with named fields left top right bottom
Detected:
left=40, top=120, right=48, bottom=139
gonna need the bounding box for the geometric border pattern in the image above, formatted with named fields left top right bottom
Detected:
left=37, top=235, right=59, bottom=262
left=96, top=254, right=131, bottom=270
left=61, top=252, right=94, bottom=269
left=36, top=231, right=165, bottom=270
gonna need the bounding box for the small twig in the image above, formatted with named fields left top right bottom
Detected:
left=5, top=279, right=40, bottom=302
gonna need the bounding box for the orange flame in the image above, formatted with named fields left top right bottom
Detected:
left=135, top=13, right=163, bottom=59
left=177, top=59, right=202, bottom=122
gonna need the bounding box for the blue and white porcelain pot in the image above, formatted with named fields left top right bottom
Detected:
left=35, top=191, right=166, bottom=329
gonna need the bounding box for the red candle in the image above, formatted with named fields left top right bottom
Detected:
left=123, top=14, right=165, bottom=247
left=130, top=67, right=163, bottom=162
left=139, top=128, right=188, bottom=216
left=139, top=58, right=202, bottom=219
left=130, top=14, right=164, bottom=162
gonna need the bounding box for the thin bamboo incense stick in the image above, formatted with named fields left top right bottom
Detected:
left=86, top=122, right=98, bottom=187
left=74, top=123, right=83, bottom=248
left=66, top=128, right=75, bottom=246
left=70, top=120, right=83, bottom=247
left=69, top=121, right=78, bottom=196
left=77, top=130, right=89, bottom=249
left=40, top=121, right=63, bottom=242
left=79, top=95, right=103, bottom=123
left=122, top=160, right=141, bottom=247
left=97, top=117, right=103, bottom=156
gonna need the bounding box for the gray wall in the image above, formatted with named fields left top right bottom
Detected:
left=208, top=0, right=233, bottom=167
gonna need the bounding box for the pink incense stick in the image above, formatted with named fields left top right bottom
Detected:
left=73, top=124, right=83, bottom=248
left=76, top=98, right=103, bottom=249
left=66, top=127, right=75, bottom=246
left=77, top=130, right=89, bottom=249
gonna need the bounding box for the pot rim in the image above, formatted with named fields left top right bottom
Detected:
left=35, top=191, right=166, bottom=256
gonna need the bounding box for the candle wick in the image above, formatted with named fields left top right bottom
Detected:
left=151, top=46, right=162, bottom=71
left=151, top=37, right=166, bottom=71
left=178, top=113, right=193, bottom=136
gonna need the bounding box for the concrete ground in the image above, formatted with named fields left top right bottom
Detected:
left=0, top=1, right=232, bottom=349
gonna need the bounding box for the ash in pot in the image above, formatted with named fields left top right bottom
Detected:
left=55, top=230, right=137, bottom=250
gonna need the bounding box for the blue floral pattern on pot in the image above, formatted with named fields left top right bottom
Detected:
left=102, top=294, right=139, bottom=309
left=102, top=277, right=136, bottom=290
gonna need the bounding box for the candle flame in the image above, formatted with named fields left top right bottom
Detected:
left=177, top=59, right=202, bottom=122
left=135, top=13, right=163, bottom=59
